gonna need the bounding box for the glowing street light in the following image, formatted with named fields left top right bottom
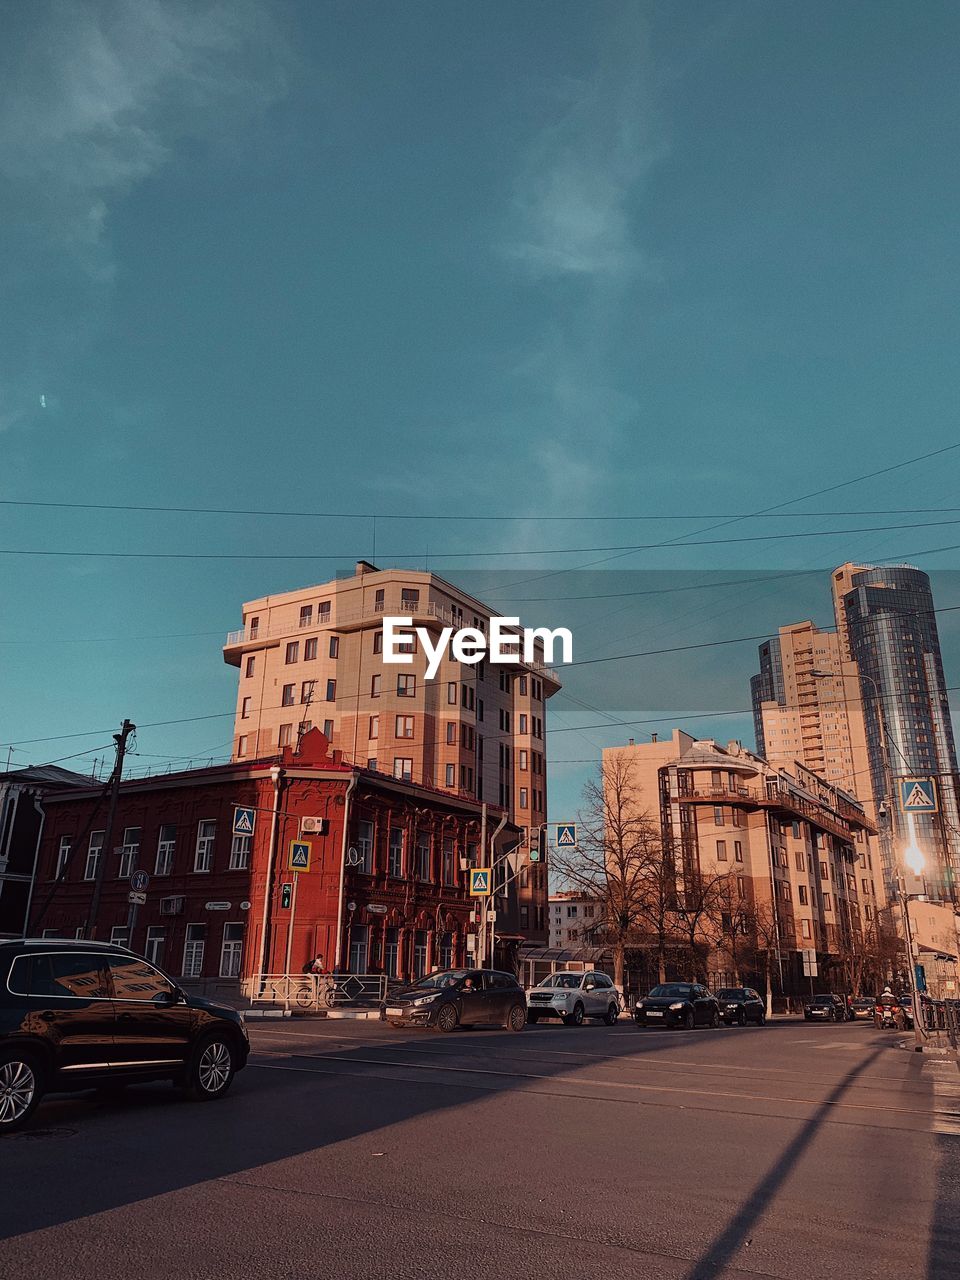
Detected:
left=903, top=842, right=926, bottom=877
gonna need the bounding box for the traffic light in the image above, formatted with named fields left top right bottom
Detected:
left=281, top=882, right=293, bottom=909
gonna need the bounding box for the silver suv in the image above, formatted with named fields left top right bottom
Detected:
left=526, top=971, right=621, bottom=1026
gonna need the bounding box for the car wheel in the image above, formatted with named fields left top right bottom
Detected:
left=184, top=1033, right=236, bottom=1101
left=0, top=1051, right=42, bottom=1134
left=683, top=1007, right=695, bottom=1031
left=563, top=1002, right=585, bottom=1027
left=603, top=1004, right=619, bottom=1026
left=505, top=1004, right=527, bottom=1033
left=435, top=1004, right=458, bottom=1033
left=527, top=1012, right=539, bottom=1024
left=710, top=1008, right=721, bottom=1029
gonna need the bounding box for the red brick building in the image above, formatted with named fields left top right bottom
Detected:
left=29, top=731, right=526, bottom=988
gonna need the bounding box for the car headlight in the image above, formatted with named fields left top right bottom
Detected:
left=636, top=1002, right=645, bottom=1011
left=413, top=993, right=440, bottom=1006
left=552, top=993, right=569, bottom=1003
left=669, top=1002, right=684, bottom=1010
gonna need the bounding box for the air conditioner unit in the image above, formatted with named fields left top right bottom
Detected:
left=300, top=817, right=328, bottom=835
left=460, top=857, right=473, bottom=871
left=160, top=896, right=184, bottom=916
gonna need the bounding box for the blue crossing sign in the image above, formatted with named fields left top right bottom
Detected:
left=899, top=778, right=938, bottom=814
left=556, top=824, right=577, bottom=848
left=470, top=868, right=491, bottom=896
left=233, top=806, right=256, bottom=836
left=288, top=840, right=312, bottom=872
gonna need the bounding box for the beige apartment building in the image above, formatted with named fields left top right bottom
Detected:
left=549, top=891, right=599, bottom=949
left=751, top=621, right=872, bottom=800
left=603, top=732, right=885, bottom=998
left=223, top=560, right=561, bottom=942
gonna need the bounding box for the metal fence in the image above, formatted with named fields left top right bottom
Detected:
left=242, top=973, right=389, bottom=1011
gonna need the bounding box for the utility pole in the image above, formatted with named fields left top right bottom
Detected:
left=85, top=719, right=135, bottom=939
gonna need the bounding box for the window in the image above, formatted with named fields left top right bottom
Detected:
left=732, top=807, right=743, bottom=828
left=368, top=715, right=379, bottom=739
left=8, top=953, right=108, bottom=1000
left=323, top=718, right=334, bottom=738
left=819, top=861, right=829, bottom=880
left=714, top=806, right=725, bottom=827
left=823, top=894, right=832, bottom=912
left=356, top=819, right=374, bottom=873
left=230, top=834, right=251, bottom=870
left=248, top=615, right=260, bottom=638
left=56, top=837, right=71, bottom=878
left=520, top=906, right=529, bottom=929
left=371, top=674, right=381, bottom=697
left=373, top=630, right=383, bottom=654
left=442, top=837, right=455, bottom=884
left=795, top=850, right=805, bottom=872
left=245, top=656, right=255, bottom=678
left=279, top=723, right=293, bottom=747
left=318, top=599, right=331, bottom=622
left=110, top=926, right=129, bottom=948
left=108, top=954, right=179, bottom=1002
left=299, top=605, right=313, bottom=628
left=155, top=824, right=176, bottom=875
left=779, top=881, right=791, bottom=902
left=182, top=925, right=206, bottom=977
left=285, top=641, right=299, bottom=664
left=118, top=827, right=141, bottom=879
left=144, top=926, right=165, bottom=967
left=716, top=839, right=727, bottom=861
left=792, top=821, right=801, bottom=839
left=326, top=679, right=336, bottom=701
left=395, top=715, right=414, bottom=739
left=388, top=828, right=403, bottom=877
left=397, top=674, right=416, bottom=697
left=445, top=763, right=455, bottom=786
left=439, top=931, right=454, bottom=968
left=415, top=836, right=430, bottom=880
left=446, top=722, right=457, bottom=745
left=448, top=682, right=457, bottom=705
left=282, top=684, right=295, bottom=706
left=519, top=749, right=528, bottom=770
left=519, top=713, right=528, bottom=733
left=194, top=820, right=216, bottom=872
left=801, top=919, right=812, bottom=939
left=84, top=831, right=104, bottom=881
left=734, top=840, right=743, bottom=863
left=519, top=675, right=527, bottom=695
left=329, top=636, right=339, bottom=659
left=519, top=787, right=528, bottom=808
left=237, top=735, right=249, bottom=756
left=711, top=769, right=722, bottom=789
left=384, top=926, right=400, bottom=976
left=393, top=757, right=413, bottom=781
left=220, top=924, right=244, bottom=977
left=499, top=709, right=511, bottom=732
left=300, top=680, right=315, bottom=704
left=798, top=885, right=808, bottom=906
left=304, top=637, right=318, bottom=661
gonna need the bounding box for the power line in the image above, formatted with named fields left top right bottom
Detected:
left=6, top=515, right=960, bottom=562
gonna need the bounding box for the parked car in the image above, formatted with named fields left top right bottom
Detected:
left=526, top=970, right=620, bottom=1026
left=803, top=993, right=846, bottom=1022
left=634, top=983, right=721, bottom=1030
left=384, top=969, right=527, bottom=1032
left=0, top=938, right=249, bottom=1133
left=849, top=996, right=876, bottom=1020
left=716, top=987, right=766, bottom=1026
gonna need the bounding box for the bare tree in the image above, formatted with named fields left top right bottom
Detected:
left=551, top=755, right=665, bottom=990
left=748, top=900, right=782, bottom=1019
left=710, top=873, right=754, bottom=986
left=674, top=865, right=728, bottom=982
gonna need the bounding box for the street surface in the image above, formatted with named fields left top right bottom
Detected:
left=2, top=1017, right=959, bottom=1279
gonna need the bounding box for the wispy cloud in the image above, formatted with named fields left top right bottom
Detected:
left=0, top=0, right=291, bottom=431
left=503, top=24, right=665, bottom=282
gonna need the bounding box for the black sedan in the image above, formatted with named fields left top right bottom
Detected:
left=849, top=996, right=876, bottom=1020
left=633, top=982, right=721, bottom=1030
left=803, top=993, right=846, bottom=1022
left=383, top=969, right=527, bottom=1033
left=717, top=987, right=766, bottom=1026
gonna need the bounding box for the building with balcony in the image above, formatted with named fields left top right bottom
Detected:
left=548, top=891, right=600, bottom=948
left=27, top=731, right=526, bottom=989
left=602, top=732, right=883, bottom=999
left=223, top=560, right=561, bottom=945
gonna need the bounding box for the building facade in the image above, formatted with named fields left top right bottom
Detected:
left=548, top=891, right=600, bottom=949
left=28, top=732, right=530, bottom=987
left=833, top=563, right=960, bottom=902
left=603, top=732, right=883, bottom=999
left=223, top=561, right=558, bottom=943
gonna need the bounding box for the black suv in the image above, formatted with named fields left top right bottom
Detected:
left=384, top=968, right=528, bottom=1032
left=0, top=939, right=249, bottom=1132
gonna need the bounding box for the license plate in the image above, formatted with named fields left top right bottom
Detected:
left=647, top=1010, right=663, bottom=1017
left=386, top=1007, right=404, bottom=1017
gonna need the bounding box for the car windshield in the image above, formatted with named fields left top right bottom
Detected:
left=648, top=984, right=692, bottom=998
left=413, top=971, right=469, bottom=989
left=538, top=973, right=582, bottom=989
left=853, top=998, right=874, bottom=1006
left=717, top=989, right=745, bottom=1001
left=811, top=995, right=834, bottom=1004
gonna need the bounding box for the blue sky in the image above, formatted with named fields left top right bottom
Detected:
left=3, top=2, right=960, bottom=823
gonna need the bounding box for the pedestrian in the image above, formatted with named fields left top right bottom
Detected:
left=310, top=954, right=325, bottom=975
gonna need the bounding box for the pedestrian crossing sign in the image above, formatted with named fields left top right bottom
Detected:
left=556, top=824, right=577, bottom=848
left=899, top=778, right=938, bottom=814
left=470, top=868, right=491, bottom=896
left=289, top=840, right=312, bottom=872
left=233, top=806, right=255, bottom=836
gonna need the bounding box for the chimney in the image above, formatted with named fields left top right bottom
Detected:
left=628, top=738, right=634, bottom=746
left=650, top=732, right=658, bottom=743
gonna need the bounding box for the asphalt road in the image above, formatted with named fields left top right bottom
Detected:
left=2, top=1015, right=959, bottom=1279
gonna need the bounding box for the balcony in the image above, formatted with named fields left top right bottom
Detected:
left=674, top=781, right=874, bottom=841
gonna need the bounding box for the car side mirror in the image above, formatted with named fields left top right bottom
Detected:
left=153, top=987, right=180, bottom=1007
